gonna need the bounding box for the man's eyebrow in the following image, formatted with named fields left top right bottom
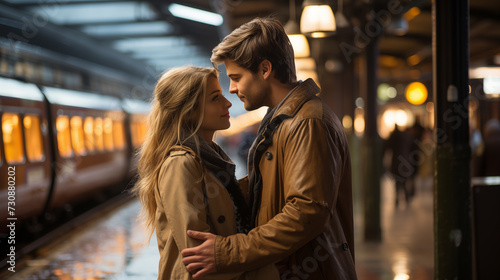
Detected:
left=228, top=74, right=240, bottom=78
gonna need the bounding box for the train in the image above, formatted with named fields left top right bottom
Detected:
left=0, top=75, right=150, bottom=235
left=0, top=2, right=158, bottom=243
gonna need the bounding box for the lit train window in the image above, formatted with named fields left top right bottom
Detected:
left=56, top=116, right=73, bottom=158
left=24, top=115, right=44, bottom=162
left=70, top=116, right=86, bottom=156
left=113, top=120, right=125, bottom=150
left=130, top=122, right=139, bottom=148
left=2, top=113, right=25, bottom=164
left=130, top=119, right=148, bottom=149
left=94, top=117, right=104, bottom=152
left=103, top=118, right=114, bottom=151
left=83, top=117, right=95, bottom=153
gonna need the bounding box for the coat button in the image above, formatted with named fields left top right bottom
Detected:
left=265, top=151, right=273, bottom=160
left=217, top=215, right=225, bottom=223
left=342, top=242, right=349, bottom=251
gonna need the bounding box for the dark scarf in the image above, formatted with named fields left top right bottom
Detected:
left=184, top=135, right=251, bottom=234
left=247, top=82, right=302, bottom=227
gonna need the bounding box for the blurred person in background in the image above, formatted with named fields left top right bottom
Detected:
left=181, top=17, right=357, bottom=280
left=383, top=124, right=416, bottom=207
left=133, top=66, right=278, bottom=280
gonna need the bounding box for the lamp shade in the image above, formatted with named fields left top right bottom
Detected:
left=285, top=20, right=310, bottom=57
left=300, top=3, right=336, bottom=38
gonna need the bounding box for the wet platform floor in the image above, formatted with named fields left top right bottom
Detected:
left=7, top=174, right=434, bottom=280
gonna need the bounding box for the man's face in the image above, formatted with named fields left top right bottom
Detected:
left=224, top=59, right=269, bottom=111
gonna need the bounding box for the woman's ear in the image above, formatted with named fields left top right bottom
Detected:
left=260, top=60, right=272, bottom=80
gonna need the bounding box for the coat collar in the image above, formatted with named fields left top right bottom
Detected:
left=271, top=78, right=320, bottom=120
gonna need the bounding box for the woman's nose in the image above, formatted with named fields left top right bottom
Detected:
left=224, top=96, right=232, bottom=108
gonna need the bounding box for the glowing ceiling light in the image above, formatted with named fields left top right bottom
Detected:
left=405, top=82, right=428, bottom=105
left=300, top=1, right=336, bottom=38
left=168, top=3, right=223, bottom=26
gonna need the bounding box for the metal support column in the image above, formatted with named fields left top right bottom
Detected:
left=433, top=0, right=472, bottom=278
left=362, top=32, right=382, bottom=242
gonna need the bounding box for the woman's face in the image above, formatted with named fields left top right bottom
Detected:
left=198, top=75, right=232, bottom=140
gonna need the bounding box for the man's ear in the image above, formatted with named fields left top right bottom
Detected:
left=260, top=60, right=272, bottom=80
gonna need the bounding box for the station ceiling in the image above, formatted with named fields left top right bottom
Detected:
left=2, top=0, right=500, bottom=90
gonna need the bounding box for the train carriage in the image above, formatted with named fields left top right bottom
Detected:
left=0, top=77, right=52, bottom=228
left=41, top=87, right=130, bottom=211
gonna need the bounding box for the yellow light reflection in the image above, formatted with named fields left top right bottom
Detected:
left=395, top=274, right=410, bottom=280
left=392, top=251, right=410, bottom=280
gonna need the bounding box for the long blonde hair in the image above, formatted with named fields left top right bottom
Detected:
left=133, top=66, right=218, bottom=237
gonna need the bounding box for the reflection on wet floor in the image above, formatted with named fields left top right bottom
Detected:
left=9, top=174, right=434, bottom=280
left=9, top=200, right=158, bottom=280
left=355, top=174, right=434, bottom=280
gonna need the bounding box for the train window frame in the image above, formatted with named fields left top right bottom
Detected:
left=2, top=113, right=26, bottom=165
left=23, top=114, right=45, bottom=162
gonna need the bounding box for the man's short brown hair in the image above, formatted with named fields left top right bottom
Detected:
left=211, top=17, right=297, bottom=84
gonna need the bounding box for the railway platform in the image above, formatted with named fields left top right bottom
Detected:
left=6, top=173, right=434, bottom=280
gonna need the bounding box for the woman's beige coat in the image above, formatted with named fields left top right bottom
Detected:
left=154, top=145, right=278, bottom=280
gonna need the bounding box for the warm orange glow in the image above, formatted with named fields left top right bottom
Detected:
left=84, top=117, right=95, bottom=153
left=354, top=108, right=365, bottom=137
left=342, top=115, right=353, bottom=133
left=407, top=54, right=422, bottom=66
left=24, top=115, right=44, bottom=161
left=288, top=34, right=310, bottom=58
left=218, top=107, right=267, bottom=137
left=94, top=117, right=104, bottom=152
left=103, top=118, right=114, bottom=151
left=56, top=116, right=73, bottom=158
left=71, top=116, right=86, bottom=156
left=113, top=120, right=125, bottom=150
left=404, top=7, right=421, bottom=22
left=2, top=113, right=24, bottom=164
left=300, top=5, right=336, bottom=37
left=405, top=82, right=428, bottom=105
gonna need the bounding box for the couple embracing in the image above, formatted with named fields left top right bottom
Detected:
left=133, top=17, right=357, bottom=280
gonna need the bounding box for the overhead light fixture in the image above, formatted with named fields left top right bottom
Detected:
left=168, top=3, right=223, bottom=26
left=300, top=0, right=336, bottom=38
left=335, top=0, right=349, bottom=28
left=284, top=0, right=310, bottom=58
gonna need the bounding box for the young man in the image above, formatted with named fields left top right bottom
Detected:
left=181, top=17, right=358, bottom=280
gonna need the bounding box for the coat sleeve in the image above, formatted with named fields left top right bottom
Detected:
left=158, top=153, right=245, bottom=280
left=214, top=118, right=343, bottom=272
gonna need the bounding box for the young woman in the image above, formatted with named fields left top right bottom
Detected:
left=133, top=66, right=278, bottom=280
